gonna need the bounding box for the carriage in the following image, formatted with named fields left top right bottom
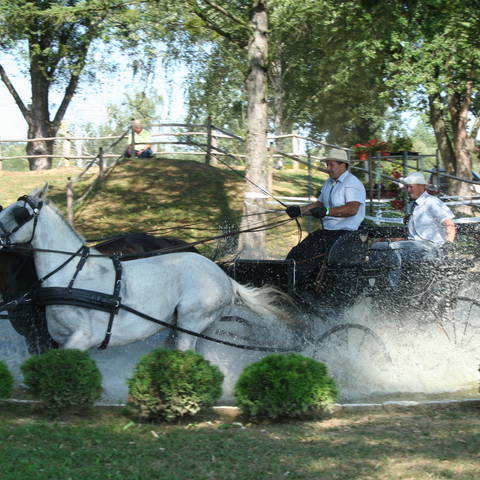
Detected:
left=219, top=220, right=480, bottom=364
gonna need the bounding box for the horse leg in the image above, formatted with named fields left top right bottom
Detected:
left=175, top=310, right=220, bottom=352
left=61, top=329, right=94, bottom=351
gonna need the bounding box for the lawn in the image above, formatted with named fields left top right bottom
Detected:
left=0, top=402, right=478, bottom=480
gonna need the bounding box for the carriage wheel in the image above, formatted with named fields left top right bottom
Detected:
left=199, top=305, right=301, bottom=353
left=438, top=288, right=480, bottom=351
left=314, top=323, right=392, bottom=365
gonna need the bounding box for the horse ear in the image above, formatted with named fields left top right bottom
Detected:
left=38, top=183, right=49, bottom=200
left=27, top=183, right=49, bottom=201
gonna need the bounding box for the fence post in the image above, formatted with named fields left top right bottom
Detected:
left=291, top=129, right=299, bottom=170
left=402, top=151, right=408, bottom=213
left=367, top=157, right=374, bottom=215
left=66, top=177, right=74, bottom=226
left=206, top=115, right=212, bottom=166
left=98, top=147, right=104, bottom=178
left=267, top=143, right=274, bottom=192
left=375, top=152, right=382, bottom=203
left=211, top=134, right=218, bottom=165
left=306, top=149, right=313, bottom=232
left=130, top=119, right=135, bottom=158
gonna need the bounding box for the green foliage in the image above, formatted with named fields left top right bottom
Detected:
left=0, top=361, right=14, bottom=398
left=128, top=348, right=224, bottom=422
left=389, top=136, right=414, bottom=152
left=21, top=349, right=102, bottom=413
left=234, top=353, right=338, bottom=420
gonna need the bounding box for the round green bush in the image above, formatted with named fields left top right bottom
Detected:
left=0, top=361, right=14, bottom=398
left=127, top=348, right=224, bottom=421
left=234, top=353, right=338, bottom=419
left=21, top=349, right=102, bottom=412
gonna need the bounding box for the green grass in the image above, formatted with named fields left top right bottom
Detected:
left=0, top=402, right=479, bottom=479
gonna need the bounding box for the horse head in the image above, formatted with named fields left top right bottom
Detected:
left=0, top=184, right=48, bottom=247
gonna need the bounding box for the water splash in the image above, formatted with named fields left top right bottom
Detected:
left=2, top=292, right=479, bottom=404
left=302, top=296, right=480, bottom=401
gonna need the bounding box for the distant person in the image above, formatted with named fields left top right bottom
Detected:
left=285, top=149, right=366, bottom=289
left=125, top=119, right=153, bottom=158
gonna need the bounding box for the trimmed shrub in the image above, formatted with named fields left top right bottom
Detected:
left=234, top=353, right=337, bottom=420
left=0, top=361, right=14, bottom=398
left=127, top=348, right=224, bottom=421
left=21, top=349, right=102, bottom=412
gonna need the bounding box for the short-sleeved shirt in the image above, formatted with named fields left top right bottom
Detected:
left=318, top=170, right=366, bottom=231
left=134, top=129, right=152, bottom=150
left=408, top=191, right=454, bottom=244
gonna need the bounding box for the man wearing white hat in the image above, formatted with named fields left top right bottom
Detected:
left=401, top=171, right=455, bottom=245
left=285, top=149, right=366, bottom=289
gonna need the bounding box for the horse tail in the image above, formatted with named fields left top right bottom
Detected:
left=229, top=279, right=291, bottom=322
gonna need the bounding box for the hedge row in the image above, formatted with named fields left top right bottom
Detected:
left=1, top=349, right=337, bottom=421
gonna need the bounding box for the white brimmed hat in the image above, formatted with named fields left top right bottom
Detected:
left=324, top=149, right=350, bottom=164
left=401, top=171, right=427, bottom=185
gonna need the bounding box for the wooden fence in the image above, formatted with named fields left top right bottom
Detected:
left=2, top=119, right=479, bottom=223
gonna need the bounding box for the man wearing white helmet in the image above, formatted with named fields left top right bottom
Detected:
left=285, top=149, right=366, bottom=289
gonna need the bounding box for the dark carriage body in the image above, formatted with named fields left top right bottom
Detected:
left=222, top=223, right=479, bottom=312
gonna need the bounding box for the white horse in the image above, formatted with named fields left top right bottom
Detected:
left=0, top=185, right=289, bottom=352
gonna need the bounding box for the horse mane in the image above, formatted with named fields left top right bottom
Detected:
left=43, top=198, right=87, bottom=244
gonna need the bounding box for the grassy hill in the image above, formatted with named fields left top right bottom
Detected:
left=0, top=157, right=328, bottom=258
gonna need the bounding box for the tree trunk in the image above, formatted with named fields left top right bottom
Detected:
left=238, top=1, right=269, bottom=257
left=448, top=85, right=473, bottom=215
left=271, top=56, right=286, bottom=149
left=25, top=51, right=57, bottom=170
left=428, top=93, right=456, bottom=172
left=1, top=37, right=83, bottom=171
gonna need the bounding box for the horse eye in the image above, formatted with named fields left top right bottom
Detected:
left=0, top=205, right=2, bottom=212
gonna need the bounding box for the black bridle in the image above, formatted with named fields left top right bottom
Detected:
left=0, top=195, right=43, bottom=247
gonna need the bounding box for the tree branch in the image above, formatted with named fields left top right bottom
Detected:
left=52, top=73, right=81, bottom=129
left=197, top=0, right=249, bottom=29
left=0, top=63, right=30, bottom=121
left=193, top=8, right=247, bottom=47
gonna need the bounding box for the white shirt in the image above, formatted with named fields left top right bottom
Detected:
left=319, top=170, right=366, bottom=231
left=408, top=191, right=454, bottom=244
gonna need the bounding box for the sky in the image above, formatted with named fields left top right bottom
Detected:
left=0, top=52, right=187, bottom=140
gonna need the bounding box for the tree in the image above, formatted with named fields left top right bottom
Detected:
left=363, top=0, right=480, bottom=209
left=152, top=0, right=270, bottom=255
left=0, top=0, right=159, bottom=170
left=179, top=1, right=400, bottom=147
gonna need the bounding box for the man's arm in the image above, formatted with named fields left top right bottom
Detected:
left=442, top=218, right=456, bottom=242
left=300, top=201, right=360, bottom=217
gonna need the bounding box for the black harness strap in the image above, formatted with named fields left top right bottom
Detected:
left=99, top=256, right=122, bottom=350
left=67, top=246, right=90, bottom=291
left=33, top=287, right=119, bottom=313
